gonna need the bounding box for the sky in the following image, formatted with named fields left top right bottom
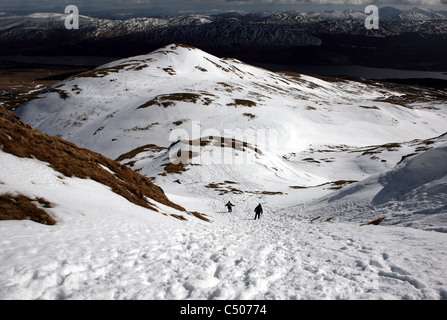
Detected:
left=0, top=0, right=445, bottom=17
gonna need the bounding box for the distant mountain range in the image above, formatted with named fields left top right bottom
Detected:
left=1, top=7, right=447, bottom=71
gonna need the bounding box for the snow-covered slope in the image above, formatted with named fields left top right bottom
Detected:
left=304, top=139, right=447, bottom=232
left=4, top=45, right=447, bottom=300
left=2, top=106, right=447, bottom=300
left=0, top=107, right=202, bottom=223
left=16, top=44, right=447, bottom=205
left=1, top=118, right=446, bottom=299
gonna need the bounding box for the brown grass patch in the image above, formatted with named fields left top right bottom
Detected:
left=136, top=100, right=159, bottom=109
left=171, top=214, right=187, bottom=221
left=173, top=120, right=184, bottom=126
left=156, top=136, right=264, bottom=177
left=290, top=180, right=358, bottom=190
left=0, top=61, right=90, bottom=111
left=205, top=182, right=244, bottom=195
left=162, top=67, right=176, bottom=75
left=188, top=211, right=210, bottom=222
left=243, top=113, right=256, bottom=120
left=255, top=191, right=283, bottom=195
left=360, top=217, right=386, bottom=226
left=115, top=144, right=166, bottom=162
left=359, top=143, right=402, bottom=156
left=227, top=99, right=257, bottom=107
left=359, top=105, right=380, bottom=110
left=48, top=88, right=70, bottom=100
left=0, top=107, right=185, bottom=218
left=185, top=136, right=262, bottom=155
left=159, top=149, right=200, bottom=176
left=163, top=93, right=201, bottom=103
left=0, top=109, right=21, bottom=124
left=327, top=180, right=359, bottom=190
left=162, top=161, right=189, bottom=175
left=216, top=82, right=237, bottom=93
left=204, top=182, right=282, bottom=196
left=137, top=93, right=203, bottom=109
left=309, top=216, right=334, bottom=223
left=204, top=57, right=231, bottom=72
left=0, top=193, right=56, bottom=225
left=75, top=63, right=133, bottom=79
left=123, top=122, right=159, bottom=132
left=302, top=157, right=321, bottom=164
left=195, top=66, right=207, bottom=72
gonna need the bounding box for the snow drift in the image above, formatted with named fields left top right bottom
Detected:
left=373, top=146, right=447, bottom=205
left=305, top=139, right=447, bottom=231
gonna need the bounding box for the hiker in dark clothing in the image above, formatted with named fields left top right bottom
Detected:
left=225, top=201, right=235, bottom=212
left=254, top=203, right=263, bottom=220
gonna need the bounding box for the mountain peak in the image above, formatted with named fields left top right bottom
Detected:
left=15, top=45, right=447, bottom=201
left=97, top=43, right=259, bottom=81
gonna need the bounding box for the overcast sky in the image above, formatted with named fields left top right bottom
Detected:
left=0, top=0, right=445, bottom=17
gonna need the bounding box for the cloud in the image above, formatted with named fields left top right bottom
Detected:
left=1, top=0, right=445, bottom=17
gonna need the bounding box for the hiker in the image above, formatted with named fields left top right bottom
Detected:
left=225, top=201, right=235, bottom=213
left=254, top=203, right=263, bottom=220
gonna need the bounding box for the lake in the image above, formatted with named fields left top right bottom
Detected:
left=252, top=62, right=447, bottom=80
left=2, top=55, right=447, bottom=81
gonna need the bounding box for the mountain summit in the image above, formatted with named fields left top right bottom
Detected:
left=16, top=44, right=447, bottom=202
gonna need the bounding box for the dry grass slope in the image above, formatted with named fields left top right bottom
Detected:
left=0, top=194, right=56, bottom=225
left=0, top=107, right=212, bottom=224
left=360, top=217, right=386, bottom=226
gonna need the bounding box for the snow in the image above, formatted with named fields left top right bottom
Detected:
left=305, top=142, right=447, bottom=231
left=2, top=44, right=447, bottom=300
left=1, top=147, right=447, bottom=300
left=26, top=13, right=65, bottom=19
left=16, top=44, right=447, bottom=163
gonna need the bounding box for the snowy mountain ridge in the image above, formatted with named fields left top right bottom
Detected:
left=2, top=44, right=447, bottom=300
left=16, top=44, right=447, bottom=228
